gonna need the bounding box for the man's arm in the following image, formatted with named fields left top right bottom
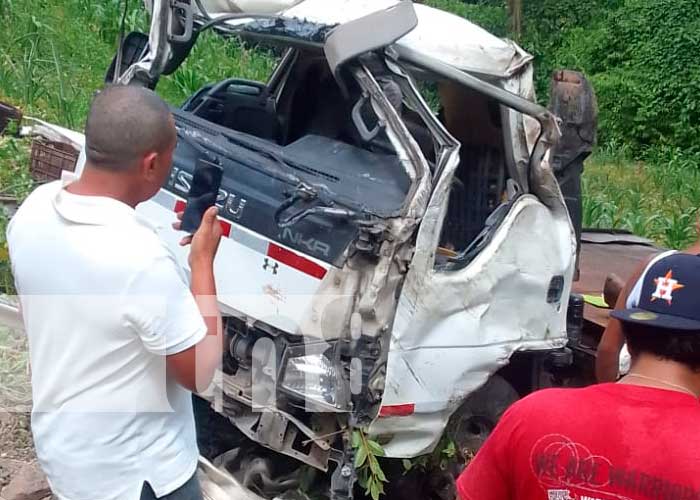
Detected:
left=596, top=253, right=654, bottom=382
left=166, top=207, right=223, bottom=393
left=596, top=249, right=668, bottom=382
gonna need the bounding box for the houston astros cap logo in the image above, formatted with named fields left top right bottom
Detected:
left=651, top=270, right=685, bottom=305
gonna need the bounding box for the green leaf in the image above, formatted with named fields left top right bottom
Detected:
left=375, top=464, right=388, bottom=483
left=352, top=430, right=362, bottom=449
left=442, top=440, right=457, bottom=458
left=402, top=459, right=413, bottom=472
left=352, top=428, right=387, bottom=498
left=354, top=446, right=368, bottom=468
left=370, top=479, right=381, bottom=500
left=357, top=467, right=369, bottom=488
left=363, top=475, right=373, bottom=497
left=368, top=455, right=382, bottom=476
left=367, top=439, right=385, bottom=457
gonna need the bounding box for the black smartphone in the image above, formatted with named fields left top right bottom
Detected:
left=180, top=159, right=224, bottom=234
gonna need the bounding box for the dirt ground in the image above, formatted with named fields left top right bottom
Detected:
left=0, top=323, right=35, bottom=491
left=0, top=411, right=36, bottom=489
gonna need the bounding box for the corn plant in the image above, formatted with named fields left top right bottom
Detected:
left=662, top=210, right=698, bottom=249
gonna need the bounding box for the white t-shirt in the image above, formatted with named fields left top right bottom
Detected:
left=7, top=182, right=208, bottom=500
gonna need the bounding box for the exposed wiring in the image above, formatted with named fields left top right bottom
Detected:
left=113, top=0, right=130, bottom=83
left=196, top=13, right=280, bottom=34
left=193, top=0, right=212, bottom=21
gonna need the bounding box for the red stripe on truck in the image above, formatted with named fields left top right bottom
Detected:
left=379, top=404, right=416, bottom=418
left=162, top=190, right=327, bottom=280
left=174, top=200, right=186, bottom=213
left=267, top=243, right=328, bottom=280
left=218, top=220, right=232, bottom=237
left=172, top=200, right=231, bottom=237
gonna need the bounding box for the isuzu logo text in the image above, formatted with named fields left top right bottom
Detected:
left=168, top=167, right=247, bottom=220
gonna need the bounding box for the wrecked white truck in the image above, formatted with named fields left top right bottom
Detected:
left=21, top=0, right=598, bottom=498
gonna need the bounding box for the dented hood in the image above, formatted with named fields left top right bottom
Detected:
left=146, top=0, right=533, bottom=79
left=285, top=1, right=533, bottom=78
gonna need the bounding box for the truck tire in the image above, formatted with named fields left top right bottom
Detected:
left=445, top=375, right=519, bottom=456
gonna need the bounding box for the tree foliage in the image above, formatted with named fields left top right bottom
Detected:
left=425, top=0, right=700, bottom=157
left=547, top=0, right=700, bottom=155
left=422, top=0, right=508, bottom=36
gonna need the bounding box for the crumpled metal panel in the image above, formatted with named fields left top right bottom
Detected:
left=196, top=0, right=303, bottom=15
left=324, top=1, right=417, bottom=82
left=139, top=0, right=536, bottom=83
left=501, top=63, right=538, bottom=191
left=120, top=0, right=173, bottom=85
left=20, top=117, right=85, bottom=150
left=370, top=195, right=575, bottom=457
left=285, top=1, right=533, bottom=79
left=397, top=4, right=533, bottom=79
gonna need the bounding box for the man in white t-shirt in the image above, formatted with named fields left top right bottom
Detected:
left=7, top=85, right=223, bottom=500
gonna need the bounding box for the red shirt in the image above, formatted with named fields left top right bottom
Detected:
left=457, top=384, right=700, bottom=500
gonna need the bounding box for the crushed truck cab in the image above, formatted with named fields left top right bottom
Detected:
left=69, top=1, right=585, bottom=498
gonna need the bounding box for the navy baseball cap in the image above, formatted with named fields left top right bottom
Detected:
left=611, top=253, right=700, bottom=331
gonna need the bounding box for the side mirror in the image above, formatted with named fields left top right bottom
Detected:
left=105, top=31, right=151, bottom=86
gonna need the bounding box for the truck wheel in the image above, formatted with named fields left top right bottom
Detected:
left=445, top=375, right=519, bottom=457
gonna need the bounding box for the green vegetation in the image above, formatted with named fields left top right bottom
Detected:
left=584, top=148, right=700, bottom=249
left=529, top=0, right=700, bottom=156
left=0, top=324, right=31, bottom=410
left=402, top=436, right=460, bottom=473
left=0, top=136, right=32, bottom=294
left=428, top=0, right=700, bottom=158
left=422, top=0, right=508, bottom=36
left=0, top=0, right=276, bottom=126
left=353, top=430, right=389, bottom=500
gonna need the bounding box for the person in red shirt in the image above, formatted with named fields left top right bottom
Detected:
left=457, top=252, right=700, bottom=500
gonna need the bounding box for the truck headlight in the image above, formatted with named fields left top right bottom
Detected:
left=280, top=343, right=349, bottom=411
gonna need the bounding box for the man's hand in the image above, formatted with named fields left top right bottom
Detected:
left=169, top=206, right=223, bottom=393
left=173, top=206, right=222, bottom=267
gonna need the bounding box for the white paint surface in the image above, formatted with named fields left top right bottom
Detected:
left=135, top=194, right=328, bottom=336
left=370, top=195, right=575, bottom=457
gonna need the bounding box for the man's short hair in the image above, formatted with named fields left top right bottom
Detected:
left=622, top=323, right=700, bottom=372
left=85, top=85, right=175, bottom=170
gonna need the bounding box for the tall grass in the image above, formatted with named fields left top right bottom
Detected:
left=582, top=146, right=700, bottom=249
left=0, top=0, right=277, bottom=128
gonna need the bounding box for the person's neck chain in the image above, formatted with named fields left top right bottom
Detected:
left=623, top=372, right=699, bottom=398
